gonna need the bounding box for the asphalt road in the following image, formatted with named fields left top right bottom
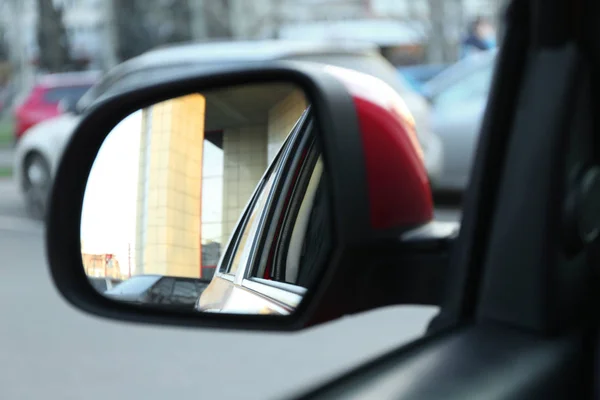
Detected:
left=0, top=177, right=458, bottom=399
left=0, top=147, right=12, bottom=169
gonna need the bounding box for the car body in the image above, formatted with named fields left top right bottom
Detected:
left=13, top=71, right=100, bottom=142
left=422, top=49, right=497, bottom=192
left=14, top=40, right=444, bottom=221
left=104, top=275, right=210, bottom=310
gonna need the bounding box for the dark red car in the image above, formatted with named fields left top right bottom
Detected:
left=13, top=71, right=100, bottom=141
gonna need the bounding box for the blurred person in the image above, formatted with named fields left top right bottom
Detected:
left=460, top=16, right=497, bottom=59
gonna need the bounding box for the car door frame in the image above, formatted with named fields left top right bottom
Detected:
left=237, top=116, right=323, bottom=308
left=293, top=0, right=597, bottom=398
left=201, top=108, right=313, bottom=312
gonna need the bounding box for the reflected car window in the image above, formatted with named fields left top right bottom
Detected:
left=226, top=167, right=279, bottom=276
left=43, top=85, right=92, bottom=103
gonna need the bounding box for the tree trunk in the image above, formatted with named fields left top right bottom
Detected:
left=36, top=0, right=73, bottom=72
left=426, top=0, right=458, bottom=63
left=167, top=0, right=193, bottom=44
left=113, top=0, right=157, bottom=62
left=112, top=0, right=194, bottom=63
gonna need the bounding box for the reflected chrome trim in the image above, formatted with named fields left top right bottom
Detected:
left=250, top=278, right=307, bottom=296
left=241, top=278, right=304, bottom=309
left=218, top=273, right=235, bottom=282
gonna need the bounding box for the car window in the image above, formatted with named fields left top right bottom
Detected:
left=249, top=118, right=331, bottom=288
left=43, top=85, right=92, bottom=104
left=171, top=280, right=199, bottom=299
left=149, top=278, right=175, bottom=297
left=434, top=64, right=493, bottom=108
left=222, top=155, right=283, bottom=277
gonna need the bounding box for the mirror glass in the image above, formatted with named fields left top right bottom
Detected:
left=81, top=82, right=332, bottom=316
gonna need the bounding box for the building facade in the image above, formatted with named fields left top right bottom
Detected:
left=133, top=86, right=307, bottom=280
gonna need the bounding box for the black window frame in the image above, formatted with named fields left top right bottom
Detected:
left=216, top=108, right=310, bottom=277
left=247, top=111, right=324, bottom=288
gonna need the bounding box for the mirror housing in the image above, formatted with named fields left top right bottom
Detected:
left=46, top=61, right=446, bottom=332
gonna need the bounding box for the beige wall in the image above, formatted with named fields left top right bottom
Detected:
left=135, top=94, right=205, bottom=279
left=267, top=90, right=308, bottom=164
left=221, top=125, right=268, bottom=246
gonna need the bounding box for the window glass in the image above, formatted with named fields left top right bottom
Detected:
left=283, top=156, right=326, bottom=286
left=248, top=124, right=332, bottom=288
left=149, top=278, right=175, bottom=297
left=172, top=280, right=199, bottom=299
left=435, top=65, right=493, bottom=108
left=224, top=156, right=282, bottom=276
left=43, top=85, right=92, bottom=104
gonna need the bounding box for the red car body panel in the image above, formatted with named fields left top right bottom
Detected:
left=14, top=86, right=62, bottom=140
left=324, top=65, right=434, bottom=231
left=13, top=74, right=97, bottom=141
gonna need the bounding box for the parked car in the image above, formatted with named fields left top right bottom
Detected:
left=13, top=71, right=100, bottom=142
left=422, top=49, right=497, bottom=192
left=397, top=63, right=449, bottom=95
left=14, top=39, right=444, bottom=221
left=104, top=275, right=211, bottom=310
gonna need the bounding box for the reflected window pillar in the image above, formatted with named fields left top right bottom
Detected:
left=135, top=94, right=206, bottom=278
left=219, top=89, right=308, bottom=246
left=267, top=90, right=308, bottom=164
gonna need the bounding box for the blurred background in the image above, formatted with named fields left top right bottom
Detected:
left=0, top=1, right=506, bottom=399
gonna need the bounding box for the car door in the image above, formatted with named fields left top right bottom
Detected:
left=197, top=109, right=313, bottom=314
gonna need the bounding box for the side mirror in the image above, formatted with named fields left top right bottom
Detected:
left=47, top=62, right=452, bottom=332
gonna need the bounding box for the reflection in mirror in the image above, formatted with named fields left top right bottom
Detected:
left=81, top=82, right=332, bottom=316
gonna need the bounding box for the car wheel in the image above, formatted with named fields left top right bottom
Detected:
left=23, top=153, right=51, bottom=221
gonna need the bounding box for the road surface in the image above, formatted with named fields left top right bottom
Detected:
left=0, top=177, right=457, bottom=399
left=0, top=147, right=12, bottom=169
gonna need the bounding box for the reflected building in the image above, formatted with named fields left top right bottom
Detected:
left=133, top=87, right=307, bottom=279
left=135, top=94, right=205, bottom=279
left=82, top=252, right=125, bottom=280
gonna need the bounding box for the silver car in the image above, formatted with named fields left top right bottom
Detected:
left=423, top=49, right=497, bottom=192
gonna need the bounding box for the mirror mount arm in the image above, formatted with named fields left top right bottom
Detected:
left=306, top=221, right=459, bottom=327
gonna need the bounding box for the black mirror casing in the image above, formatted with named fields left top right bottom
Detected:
left=45, top=61, right=381, bottom=331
